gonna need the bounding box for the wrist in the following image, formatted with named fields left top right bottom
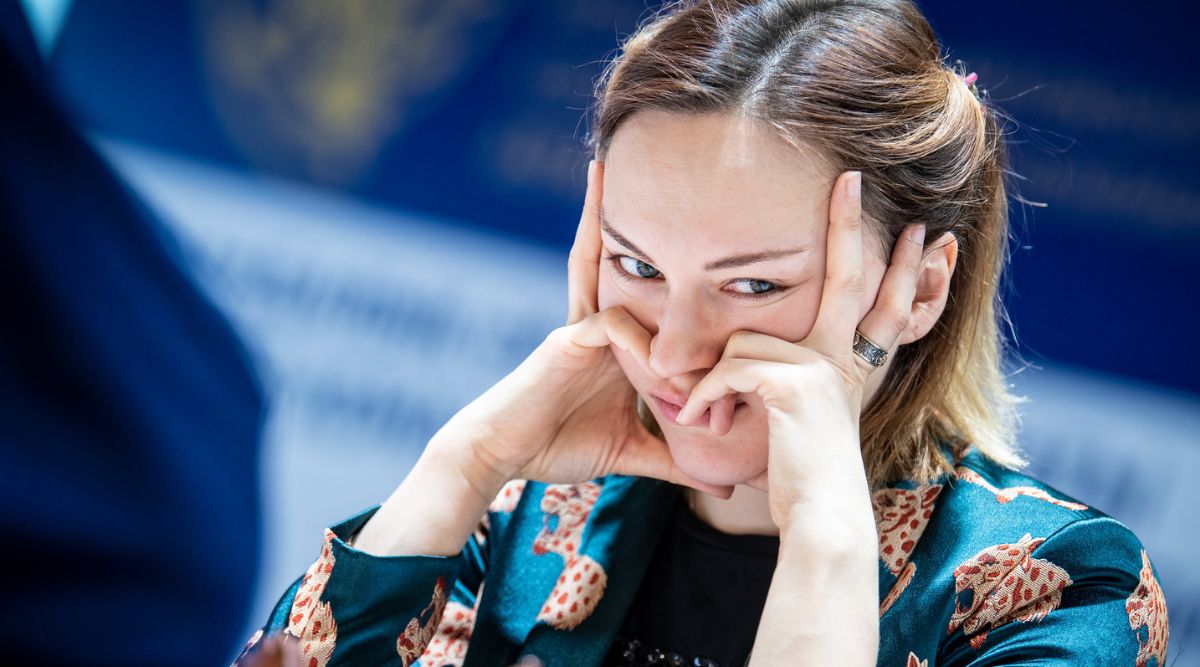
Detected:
left=425, top=427, right=512, bottom=505
left=779, top=500, right=877, bottom=556
left=353, top=439, right=504, bottom=558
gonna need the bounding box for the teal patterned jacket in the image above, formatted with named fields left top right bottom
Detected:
left=238, top=442, right=1170, bottom=666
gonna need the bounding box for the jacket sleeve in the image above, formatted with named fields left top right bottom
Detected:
left=233, top=504, right=492, bottom=667
left=938, top=516, right=1170, bottom=666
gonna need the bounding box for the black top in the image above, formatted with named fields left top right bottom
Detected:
left=605, top=491, right=781, bottom=667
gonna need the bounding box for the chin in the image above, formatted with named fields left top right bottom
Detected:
left=613, top=347, right=769, bottom=487
left=653, top=412, right=769, bottom=488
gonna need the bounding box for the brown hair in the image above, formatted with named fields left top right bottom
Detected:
left=588, top=0, right=1026, bottom=488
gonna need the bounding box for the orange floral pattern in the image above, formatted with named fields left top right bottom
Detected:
left=533, top=482, right=608, bottom=630
left=490, top=479, right=527, bottom=513
left=397, top=577, right=449, bottom=667
left=539, top=554, right=607, bottom=630
left=955, top=468, right=1088, bottom=511
left=880, top=561, right=915, bottom=617
left=905, top=651, right=928, bottom=667
left=873, top=485, right=942, bottom=575
left=873, top=484, right=941, bottom=615
left=948, top=534, right=1072, bottom=650
left=416, top=592, right=480, bottom=667
left=1126, top=549, right=1169, bottom=667
left=286, top=529, right=339, bottom=667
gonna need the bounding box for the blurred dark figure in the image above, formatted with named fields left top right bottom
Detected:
left=0, top=3, right=264, bottom=665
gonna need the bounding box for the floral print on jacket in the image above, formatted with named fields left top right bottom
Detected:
left=235, top=442, right=1169, bottom=666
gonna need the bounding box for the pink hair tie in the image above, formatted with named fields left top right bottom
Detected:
left=955, top=68, right=984, bottom=100
left=952, top=62, right=983, bottom=100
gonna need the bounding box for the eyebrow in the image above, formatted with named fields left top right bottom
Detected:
left=599, top=206, right=810, bottom=271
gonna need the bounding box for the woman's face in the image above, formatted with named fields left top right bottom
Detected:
left=597, top=110, right=890, bottom=488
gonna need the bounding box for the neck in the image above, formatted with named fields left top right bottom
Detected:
left=683, top=483, right=780, bottom=536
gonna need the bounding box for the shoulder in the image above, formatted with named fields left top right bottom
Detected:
left=940, top=445, right=1096, bottom=540
left=874, top=444, right=1101, bottom=591
left=876, top=444, right=1170, bottom=665
left=937, top=446, right=1153, bottom=609
left=927, top=443, right=1156, bottom=591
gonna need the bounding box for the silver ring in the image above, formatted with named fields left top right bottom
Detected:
left=852, top=330, right=888, bottom=367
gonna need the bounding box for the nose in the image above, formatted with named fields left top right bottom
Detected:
left=647, top=296, right=725, bottom=380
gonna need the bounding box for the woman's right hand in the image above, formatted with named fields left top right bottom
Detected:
left=431, top=160, right=734, bottom=501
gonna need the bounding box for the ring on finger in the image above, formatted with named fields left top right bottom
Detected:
left=852, top=330, right=888, bottom=368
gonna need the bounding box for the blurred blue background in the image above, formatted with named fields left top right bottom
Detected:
left=13, top=0, right=1199, bottom=663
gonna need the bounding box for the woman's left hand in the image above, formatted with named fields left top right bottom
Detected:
left=675, top=170, right=927, bottom=538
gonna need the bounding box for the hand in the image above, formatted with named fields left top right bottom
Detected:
left=433, top=160, right=734, bottom=501
left=675, top=171, right=927, bottom=534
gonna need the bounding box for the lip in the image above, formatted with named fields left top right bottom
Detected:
left=649, top=389, right=689, bottom=407
left=652, top=396, right=703, bottom=426
left=649, top=392, right=747, bottom=429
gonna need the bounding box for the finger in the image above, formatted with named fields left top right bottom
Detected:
left=615, top=425, right=735, bottom=499
left=677, top=358, right=782, bottom=427
left=855, top=223, right=926, bottom=368
left=566, top=159, right=604, bottom=325
left=709, top=394, right=737, bottom=437
left=721, top=329, right=809, bottom=362
left=565, top=306, right=653, bottom=374
left=808, top=170, right=865, bottom=352
left=676, top=359, right=740, bottom=427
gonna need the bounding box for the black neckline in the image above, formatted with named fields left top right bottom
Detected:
left=669, top=492, right=781, bottom=557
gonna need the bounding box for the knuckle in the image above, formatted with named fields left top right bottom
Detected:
left=601, top=305, right=628, bottom=326
left=725, top=330, right=752, bottom=355
left=877, top=302, right=910, bottom=332
left=545, top=326, right=578, bottom=355
left=761, top=368, right=799, bottom=402
left=709, top=357, right=732, bottom=379
left=811, top=359, right=842, bottom=384
left=889, top=310, right=912, bottom=334
left=830, top=270, right=866, bottom=293
left=907, top=251, right=925, bottom=272
left=547, top=323, right=574, bottom=345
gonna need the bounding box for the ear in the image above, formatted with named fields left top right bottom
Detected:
left=897, top=231, right=958, bottom=345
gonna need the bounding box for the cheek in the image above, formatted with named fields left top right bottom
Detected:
left=751, top=284, right=823, bottom=344
left=597, top=269, right=660, bottom=331
left=596, top=268, right=619, bottom=310
left=781, top=288, right=822, bottom=341
left=608, top=346, right=644, bottom=389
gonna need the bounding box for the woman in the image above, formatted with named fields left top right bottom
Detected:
left=237, top=1, right=1169, bottom=665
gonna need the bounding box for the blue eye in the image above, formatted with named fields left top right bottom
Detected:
left=607, top=254, right=786, bottom=301
left=729, top=279, right=778, bottom=295
left=616, top=256, right=662, bottom=279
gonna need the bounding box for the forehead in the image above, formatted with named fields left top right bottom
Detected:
left=603, top=110, right=833, bottom=249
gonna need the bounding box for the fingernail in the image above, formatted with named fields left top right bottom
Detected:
left=675, top=403, right=691, bottom=424
left=914, top=223, right=926, bottom=246
left=848, top=171, right=861, bottom=204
